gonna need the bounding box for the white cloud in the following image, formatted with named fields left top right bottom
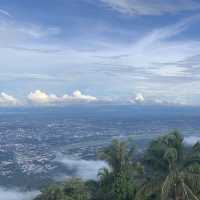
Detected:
left=134, top=93, right=144, bottom=103
left=0, top=92, right=21, bottom=106
left=149, top=66, right=188, bottom=77
left=0, top=18, right=60, bottom=50
left=17, top=25, right=60, bottom=39
left=0, top=187, right=39, bottom=200
left=27, top=90, right=58, bottom=104
left=69, top=90, right=97, bottom=101
left=27, top=90, right=97, bottom=105
left=0, top=9, right=12, bottom=17
left=100, top=0, right=200, bottom=15
left=184, top=136, right=200, bottom=146
left=0, top=73, right=67, bottom=81
left=92, top=15, right=200, bottom=104
left=55, top=155, right=107, bottom=180
left=1, top=10, right=200, bottom=105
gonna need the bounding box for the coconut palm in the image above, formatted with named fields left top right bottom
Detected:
left=98, top=139, right=135, bottom=174
left=98, top=139, right=141, bottom=200
left=136, top=131, right=200, bottom=200
left=161, top=147, right=200, bottom=200
left=98, top=167, right=113, bottom=189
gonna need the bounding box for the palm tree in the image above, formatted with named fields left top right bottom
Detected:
left=136, top=131, right=200, bottom=200
left=98, top=139, right=141, bottom=200
left=98, top=167, right=112, bottom=189
left=98, top=139, right=134, bottom=174
left=161, top=147, right=200, bottom=200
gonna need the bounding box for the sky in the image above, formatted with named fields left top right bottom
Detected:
left=1, top=0, right=200, bottom=106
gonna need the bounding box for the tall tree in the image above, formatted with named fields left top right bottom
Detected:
left=98, top=139, right=141, bottom=200
left=136, top=131, right=200, bottom=200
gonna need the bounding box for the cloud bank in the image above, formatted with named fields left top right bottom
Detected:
left=27, top=90, right=97, bottom=105
left=0, top=187, right=39, bottom=200
left=0, top=90, right=190, bottom=107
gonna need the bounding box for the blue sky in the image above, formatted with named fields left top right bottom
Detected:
left=1, top=0, right=200, bottom=106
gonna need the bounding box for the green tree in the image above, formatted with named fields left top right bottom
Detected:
left=98, top=139, right=141, bottom=200
left=34, top=185, right=67, bottom=200
left=136, top=131, right=200, bottom=200
left=63, top=178, right=90, bottom=200
left=34, top=179, right=89, bottom=200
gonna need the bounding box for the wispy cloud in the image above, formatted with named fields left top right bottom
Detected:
left=1, top=4, right=200, bottom=105
left=0, top=9, right=12, bottom=17
left=0, top=18, right=61, bottom=50
left=100, top=0, right=200, bottom=15
left=17, top=25, right=61, bottom=39
left=0, top=73, right=69, bottom=82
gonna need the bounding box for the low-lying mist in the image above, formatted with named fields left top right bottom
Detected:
left=55, top=154, right=108, bottom=180
left=184, top=136, right=200, bottom=145
left=0, top=187, right=39, bottom=200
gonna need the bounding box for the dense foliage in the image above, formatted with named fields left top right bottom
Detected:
left=34, top=131, right=200, bottom=200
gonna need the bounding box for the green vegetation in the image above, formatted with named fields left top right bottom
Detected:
left=34, top=131, right=200, bottom=200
